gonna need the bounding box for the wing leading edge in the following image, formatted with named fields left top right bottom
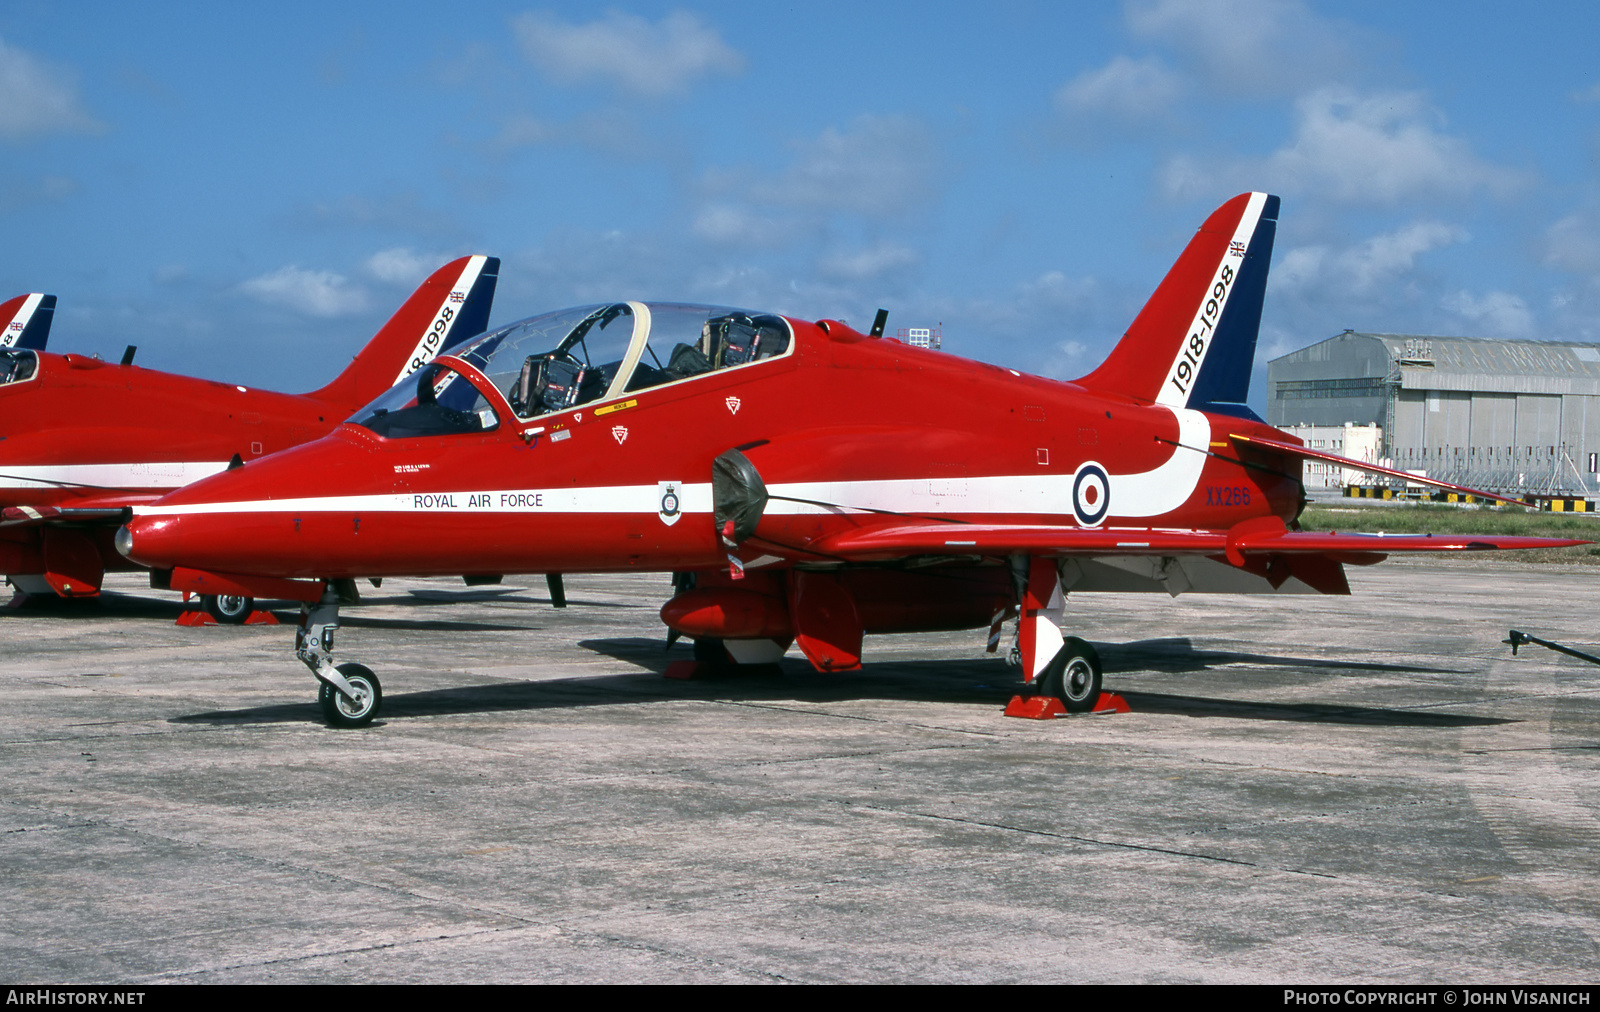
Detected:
left=810, top=519, right=1585, bottom=562
left=1230, top=432, right=1529, bottom=506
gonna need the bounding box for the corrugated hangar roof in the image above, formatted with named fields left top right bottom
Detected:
left=1274, top=331, right=1600, bottom=395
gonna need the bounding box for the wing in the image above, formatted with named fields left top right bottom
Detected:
left=811, top=519, right=1584, bottom=561
left=1230, top=432, right=1527, bottom=506
left=796, top=517, right=1585, bottom=597
left=0, top=492, right=159, bottom=528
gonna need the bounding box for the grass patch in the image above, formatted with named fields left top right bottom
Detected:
left=1300, top=501, right=1600, bottom=564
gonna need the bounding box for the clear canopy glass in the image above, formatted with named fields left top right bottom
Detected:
left=350, top=302, right=790, bottom=437
left=0, top=349, right=37, bottom=386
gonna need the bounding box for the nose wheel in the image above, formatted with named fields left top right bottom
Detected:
left=317, top=662, right=382, bottom=728
left=297, top=587, right=383, bottom=728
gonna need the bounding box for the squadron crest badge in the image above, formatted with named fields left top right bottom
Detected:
left=658, top=481, right=683, bottom=526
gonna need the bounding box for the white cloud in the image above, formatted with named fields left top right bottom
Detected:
left=0, top=36, right=103, bottom=139
left=512, top=10, right=743, bottom=98
left=0, top=173, right=78, bottom=212
left=816, top=243, right=919, bottom=282
left=1573, top=82, right=1600, bottom=103
left=1163, top=88, right=1523, bottom=205
left=1056, top=339, right=1090, bottom=362
left=1545, top=206, right=1600, bottom=277
left=239, top=266, right=370, bottom=318
left=1440, top=289, right=1534, bottom=338
left=491, top=112, right=553, bottom=151
left=1055, top=55, right=1181, bottom=121
left=303, top=191, right=463, bottom=239
left=1126, top=0, right=1362, bottom=95
left=690, top=204, right=796, bottom=247
left=1018, top=270, right=1099, bottom=309
left=1277, top=220, right=1468, bottom=296
left=365, top=247, right=436, bottom=285
left=746, top=115, right=938, bottom=218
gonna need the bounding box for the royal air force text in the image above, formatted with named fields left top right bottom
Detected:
left=413, top=493, right=543, bottom=509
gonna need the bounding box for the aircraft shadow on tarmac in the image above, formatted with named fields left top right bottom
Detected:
left=2, top=586, right=630, bottom=631
left=171, top=635, right=1512, bottom=729
left=1108, top=636, right=1454, bottom=676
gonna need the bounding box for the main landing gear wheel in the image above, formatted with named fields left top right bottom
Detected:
left=1041, top=636, right=1102, bottom=713
left=318, top=662, right=382, bottom=728
left=203, top=593, right=254, bottom=624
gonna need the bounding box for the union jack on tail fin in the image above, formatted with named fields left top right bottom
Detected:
left=0, top=293, right=57, bottom=351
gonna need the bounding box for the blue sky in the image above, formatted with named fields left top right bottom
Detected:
left=4, top=1, right=1600, bottom=412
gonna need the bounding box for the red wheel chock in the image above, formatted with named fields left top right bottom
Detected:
left=1004, top=692, right=1130, bottom=719
left=1092, top=692, right=1131, bottom=714
left=1004, top=695, right=1066, bottom=719
left=174, top=609, right=280, bottom=627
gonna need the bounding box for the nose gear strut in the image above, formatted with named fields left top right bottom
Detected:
left=295, top=586, right=382, bottom=727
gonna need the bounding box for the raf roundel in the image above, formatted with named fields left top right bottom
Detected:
left=1072, top=461, right=1110, bottom=527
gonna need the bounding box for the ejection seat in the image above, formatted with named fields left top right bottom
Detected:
left=511, top=353, right=606, bottom=417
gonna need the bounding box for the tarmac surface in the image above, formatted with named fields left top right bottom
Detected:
left=1, top=560, right=1598, bottom=984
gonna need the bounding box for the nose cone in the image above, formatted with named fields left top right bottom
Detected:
left=120, top=512, right=189, bottom=569
left=123, top=430, right=380, bottom=579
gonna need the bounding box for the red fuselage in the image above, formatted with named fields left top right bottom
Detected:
left=0, top=352, right=362, bottom=586
left=122, top=317, right=1302, bottom=582
left=0, top=351, right=349, bottom=511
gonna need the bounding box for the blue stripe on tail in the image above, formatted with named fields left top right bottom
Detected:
left=1185, top=195, right=1278, bottom=420
left=441, top=258, right=500, bottom=354
left=13, top=294, right=55, bottom=351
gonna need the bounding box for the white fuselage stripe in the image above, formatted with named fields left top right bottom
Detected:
left=133, top=439, right=1215, bottom=523
left=0, top=461, right=230, bottom=490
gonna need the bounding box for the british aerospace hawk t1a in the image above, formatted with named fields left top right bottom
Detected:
left=118, top=194, right=1583, bottom=726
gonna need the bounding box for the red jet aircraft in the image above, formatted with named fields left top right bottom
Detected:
left=120, top=194, right=1585, bottom=726
left=1, top=256, right=498, bottom=617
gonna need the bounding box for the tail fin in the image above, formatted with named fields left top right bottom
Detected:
left=0, top=293, right=56, bottom=350
left=1077, top=193, right=1278, bottom=418
left=307, top=255, right=500, bottom=410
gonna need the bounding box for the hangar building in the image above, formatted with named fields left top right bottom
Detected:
left=1266, top=331, right=1600, bottom=497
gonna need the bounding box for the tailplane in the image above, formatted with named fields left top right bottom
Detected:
left=0, top=293, right=56, bottom=350
left=307, top=255, right=499, bottom=410
left=1077, top=193, right=1278, bottom=418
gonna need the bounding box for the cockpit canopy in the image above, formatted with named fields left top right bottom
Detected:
left=0, top=349, right=38, bottom=387
left=352, top=302, right=790, bottom=438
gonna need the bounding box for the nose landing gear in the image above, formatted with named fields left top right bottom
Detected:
left=296, top=587, right=381, bottom=727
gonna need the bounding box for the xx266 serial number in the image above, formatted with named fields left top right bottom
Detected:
left=1206, top=485, right=1252, bottom=506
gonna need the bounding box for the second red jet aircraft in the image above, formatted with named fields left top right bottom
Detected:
left=1, top=256, right=498, bottom=617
